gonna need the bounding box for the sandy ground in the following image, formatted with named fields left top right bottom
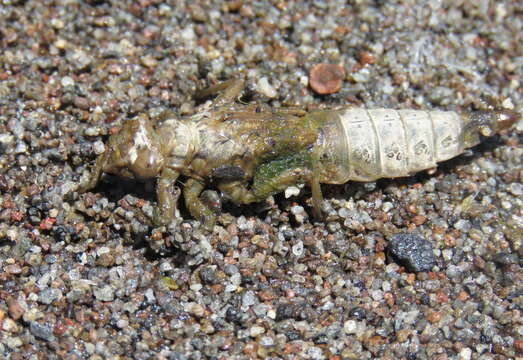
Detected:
left=0, top=1, right=522, bottom=359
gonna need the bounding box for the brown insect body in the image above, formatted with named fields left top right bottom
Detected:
left=79, top=79, right=519, bottom=229
left=156, top=106, right=316, bottom=183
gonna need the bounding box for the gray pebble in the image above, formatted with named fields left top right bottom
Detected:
left=93, top=285, right=115, bottom=302
left=38, top=288, right=63, bottom=305
left=29, top=321, right=55, bottom=342
left=387, top=233, right=436, bottom=272
left=492, top=252, right=517, bottom=265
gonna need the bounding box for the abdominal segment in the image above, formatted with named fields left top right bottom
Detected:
left=318, top=108, right=466, bottom=183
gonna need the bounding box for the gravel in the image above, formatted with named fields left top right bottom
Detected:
left=1, top=0, right=522, bottom=359
left=387, top=233, right=437, bottom=272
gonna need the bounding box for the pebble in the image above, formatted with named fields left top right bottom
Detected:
left=344, top=320, right=357, bottom=334
left=38, top=288, right=63, bottom=305
left=454, top=219, right=472, bottom=232
left=459, top=347, right=472, bottom=360
left=7, top=299, right=25, bottom=321
left=117, top=319, right=128, bottom=329
left=257, top=77, right=278, bottom=98
left=290, top=205, right=307, bottom=224
left=60, top=76, right=74, bottom=87
left=259, top=336, right=274, bottom=347
left=309, top=63, right=346, bottom=95
left=492, top=252, right=517, bottom=265
left=249, top=325, right=265, bottom=337
left=29, top=321, right=55, bottom=342
left=285, top=185, right=301, bottom=198
left=387, top=233, right=437, bottom=272
left=93, top=286, right=115, bottom=302
left=291, top=240, right=304, bottom=257
left=186, top=303, right=205, bottom=317
left=508, top=182, right=523, bottom=196
left=2, top=318, right=18, bottom=332
left=4, top=264, right=22, bottom=274
left=242, top=291, right=258, bottom=309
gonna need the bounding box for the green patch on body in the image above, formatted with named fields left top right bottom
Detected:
left=251, top=150, right=314, bottom=199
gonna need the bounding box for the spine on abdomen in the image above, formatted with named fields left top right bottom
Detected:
left=337, top=108, right=465, bottom=181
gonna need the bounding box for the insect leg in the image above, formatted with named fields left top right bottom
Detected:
left=219, top=176, right=325, bottom=219
left=309, top=165, right=324, bottom=221
left=252, top=151, right=325, bottom=219
left=218, top=181, right=258, bottom=205
left=251, top=153, right=313, bottom=197
left=253, top=166, right=312, bottom=199
left=183, top=178, right=216, bottom=230
left=218, top=166, right=322, bottom=214
left=273, top=107, right=307, bottom=117
left=153, top=167, right=180, bottom=227
left=195, top=78, right=245, bottom=107
left=200, top=190, right=222, bottom=214
left=77, top=149, right=109, bottom=193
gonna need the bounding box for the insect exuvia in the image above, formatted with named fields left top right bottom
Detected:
left=78, top=79, right=519, bottom=229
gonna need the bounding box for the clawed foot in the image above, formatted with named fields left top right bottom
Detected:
left=153, top=185, right=181, bottom=228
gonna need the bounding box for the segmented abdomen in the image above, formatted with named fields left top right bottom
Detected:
left=328, top=108, right=466, bottom=182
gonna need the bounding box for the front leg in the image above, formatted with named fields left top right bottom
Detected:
left=195, top=78, right=245, bottom=107
left=252, top=167, right=312, bottom=201
left=218, top=181, right=258, bottom=205
left=219, top=169, right=310, bottom=204
left=77, top=150, right=109, bottom=193
left=184, top=178, right=216, bottom=230
left=251, top=154, right=324, bottom=220
left=153, top=167, right=180, bottom=226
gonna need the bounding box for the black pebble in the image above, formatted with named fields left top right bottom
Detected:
left=387, top=233, right=436, bottom=272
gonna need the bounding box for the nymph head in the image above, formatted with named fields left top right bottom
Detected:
left=103, top=115, right=165, bottom=180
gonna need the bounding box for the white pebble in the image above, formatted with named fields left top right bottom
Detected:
left=343, top=320, right=357, bottom=334
left=501, top=200, right=512, bottom=210
left=180, top=26, right=196, bottom=41
left=0, top=134, right=14, bottom=145
left=230, top=272, right=242, bottom=286
left=224, top=284, right=237, bottom=292
left=508, top=182, right=523, bottom=196
left=381, top=202, right=393, bottom=212
left=185, top=302, right=205, bottom=317
left=459, top=347, right=472, bottom=360
left=291, top=241, right=304, bottom=257
left=501, top=97, right=514, bottom=109
left=145, top=288, right=156, bottom=302
left=257, top=77, right=277, bottom=98
left=117, top=319, right=129, bottom=328
left=15, top=142, right=27, bottom=154
left=267, top=309, right=276, bottom=319
left=189, top=283, right=202, bottom=292
left=285, top=186, right=301, bottom=198
left=249, top=325, right=265, bottom=337
left=495, top=3, right=508, bottom=20
left=61, top=76, right=74, bottom=87
left=299, top=75, right=308, bottom=87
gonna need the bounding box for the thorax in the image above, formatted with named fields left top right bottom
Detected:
left=159, top=107, right=322, bottom=182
